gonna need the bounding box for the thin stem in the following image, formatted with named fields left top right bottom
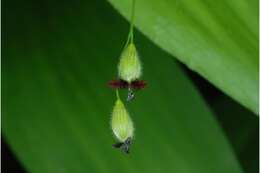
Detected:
left=129, top=0, right=136, bottom=44
left=116, top=89, right=120, bottom=99
left=122, top=0, right=136, bottom=50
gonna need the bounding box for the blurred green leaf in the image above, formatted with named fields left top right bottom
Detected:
left=108, top=0, right=259, bottom=114
left=3, top=0, right=243, bottom=173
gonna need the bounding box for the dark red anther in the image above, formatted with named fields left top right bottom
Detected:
left=130, top=80, right=146, bottom=89
left=108, top=79, right=146, bottom=90
left=108, top=79, right=128, bottom=89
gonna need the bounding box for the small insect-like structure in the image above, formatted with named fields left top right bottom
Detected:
left=112, top=137, right=132, bottom=154
left=109, top=43, right=146, bottom=101
left=111, top=94, right=134, bottom=154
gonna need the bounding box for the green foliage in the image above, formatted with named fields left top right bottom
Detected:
left=108, top=0, right=259, bottom=114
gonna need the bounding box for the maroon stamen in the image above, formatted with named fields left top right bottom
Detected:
left=130, top=80, right=146, bottom=89
left=108, top=79, right=147, bottom=90
left=108, top=79, right=128, bottom=89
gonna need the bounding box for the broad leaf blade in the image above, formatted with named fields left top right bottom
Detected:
left=108, top=0, right=259, bottom=114
left=3, top=0, right=243, bottom=173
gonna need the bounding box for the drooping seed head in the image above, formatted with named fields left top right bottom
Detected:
left=111, top=98, right=134, bottom=142
left=118, top=43, right=142, bottom=83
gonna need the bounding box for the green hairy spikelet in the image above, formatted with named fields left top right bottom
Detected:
left=111, top=97, right=134, bottom=142
left=118, top=43, right=142, bottom=83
